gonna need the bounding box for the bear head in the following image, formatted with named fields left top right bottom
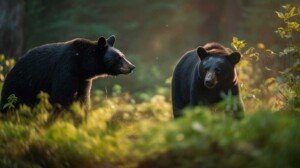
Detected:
left=197, top=47, right=241, bottom=89
left=79, top=35, right=135, bottom=78
left=97, top=35, right=135, bottom=76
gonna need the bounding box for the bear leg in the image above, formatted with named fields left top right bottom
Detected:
left=51, top=74, right=79, bottom=108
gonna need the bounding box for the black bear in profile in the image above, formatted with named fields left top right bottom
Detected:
left=0, top=35, right=135, bottom=112
left=172, top=42, right=244, bottom=118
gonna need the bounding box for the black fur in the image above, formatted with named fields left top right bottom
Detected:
left=0, top=35, right=135, bottom=112
left=172, top=42, right=244, bottom=118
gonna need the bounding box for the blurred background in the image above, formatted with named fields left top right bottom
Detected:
left=0, top=0, right=299, bottom=101
left=1, top=1, right=300, bottom=167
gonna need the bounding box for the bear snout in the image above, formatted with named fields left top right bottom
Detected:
left=204, top=72, right=218, bottom=88
left=204, top=80, right=215, bottom=88
left=128, top=64, right=136, bottom=71
left=120, top=58, right=135, bottom=74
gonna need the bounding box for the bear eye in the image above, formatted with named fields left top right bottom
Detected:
left=215, top=68, right=221, bottom=73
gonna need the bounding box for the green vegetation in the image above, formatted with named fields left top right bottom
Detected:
left=0, top=3, right=299, bottom=168
left=0, top=97, right=299, bottom=168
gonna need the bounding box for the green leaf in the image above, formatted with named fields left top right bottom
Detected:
left=275, top=11, right=285, bottom=19
left=3, top=103, right=11, bottom=110
left=282, top=4, right=291, bottom=10
left=265, top=67, right=273, bottom=71
left=249, top=53, right=259, bottom=61
left=287, top=22, right=300, bottom=31
left=3, top=101, right=15, bottom=110
left=244, top=47, right=255, bottom=55
left=287, top=7, right=296, bottom=18
left=231, top=37, right=246, bottom=51
left=266, top=49, right=276, bottom=56
left=7, top=94, right=18, bottom=104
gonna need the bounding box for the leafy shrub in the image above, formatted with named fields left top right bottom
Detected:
left=0, top=96, right=299, bottom=167
left=0, top=4, right=299, bottom=168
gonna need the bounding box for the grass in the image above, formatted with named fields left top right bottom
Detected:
left=0, top=91, right=299, bottom=168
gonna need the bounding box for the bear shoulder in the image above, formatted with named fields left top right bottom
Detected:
left=203, top=42, right=230, bottom=56
left=68, top=38, right=97, bottom=51
left=180, top=49, right=197, bottom=60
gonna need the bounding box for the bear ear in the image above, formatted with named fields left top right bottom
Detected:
left=227, top=52, right=241, bottom=65
left=197, top=47, right=208, bottom=60
left=107, top=35, right=115, bottom=46
left=98, top=37, right=107, bottom=48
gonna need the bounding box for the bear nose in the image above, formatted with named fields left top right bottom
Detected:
left=129, top=64, right=136, bottom=71
left=205, top=81, right=214, bottom=88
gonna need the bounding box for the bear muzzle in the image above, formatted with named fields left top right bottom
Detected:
left=204, top=72, right=218, bottom=88
left=120, top=58, right=135, bottom=74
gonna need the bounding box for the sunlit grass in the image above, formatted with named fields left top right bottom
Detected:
left=0, top=91, right=299, bottom=167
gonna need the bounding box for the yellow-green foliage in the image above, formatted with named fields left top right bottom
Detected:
left=230, top=4, right=299, bottom=111
left=0, top=4, right=299, bottom=168
left=0, top=92, right=171, bottom=168
left=0, top=93, right=299, bottom=168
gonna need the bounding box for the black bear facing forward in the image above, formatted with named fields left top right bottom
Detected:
left=172, top=42, right=244, bottom=118
left=0, top=35, right=135, bottom=112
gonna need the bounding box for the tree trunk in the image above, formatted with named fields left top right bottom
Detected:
left=219, top=0, right=243, bottom=41
left=0, top=0, right=24, bottom=59
left=194, top=0, right=244, bottom=43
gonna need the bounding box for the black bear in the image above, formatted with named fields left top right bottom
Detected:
left=172, top=42, right=244, bottom=118
left=0, top=35, right=135, bottom=113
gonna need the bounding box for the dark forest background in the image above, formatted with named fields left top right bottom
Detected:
left=0, top=1, right=299, bottom=167
left=1, top=0, right=298, bottom=95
